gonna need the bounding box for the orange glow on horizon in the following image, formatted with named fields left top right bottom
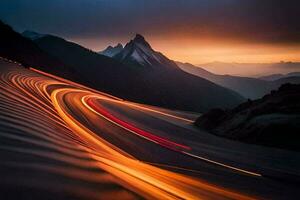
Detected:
left=71, top=35, right=300, bottom=65
left=149, top=37, right=300, bottom=64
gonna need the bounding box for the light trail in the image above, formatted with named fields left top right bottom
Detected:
left=31, top=67, right=193, bottom=123
left=51, top=88, right=254, bottom=200
left=83, top=96, right=191, bottom=152
left=81, top=96, right=261, bottom=177
left=0, top=60, right=258, bottom=199
left=84, top=94, right=194, bottom=123
left=182, top=152, right=262, bottom=177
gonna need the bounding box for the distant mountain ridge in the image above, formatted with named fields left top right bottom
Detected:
left=177, top=62, right=300, bottom=99
left=197, top=61, right=300, bottom=77
left=259, top=72, right=300, bottom=81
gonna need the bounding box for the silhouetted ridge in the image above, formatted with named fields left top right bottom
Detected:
left=0, top=20, right=79, bottom=81
left=22, top=30, right=47, bottom=40
left=99, top=43, right=123, bottom=57
left=195, top=83, right=300, bottom=151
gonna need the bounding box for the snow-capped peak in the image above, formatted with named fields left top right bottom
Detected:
left=114, top=34, right=178, bottom=71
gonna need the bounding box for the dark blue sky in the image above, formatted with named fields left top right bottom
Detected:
left=1, top=0, right=299, bottom=63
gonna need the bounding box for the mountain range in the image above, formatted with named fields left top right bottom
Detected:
left=101, top=39, right=300, bottom=100
left=198, top=61, right=300, bottom=77
left=29, top=31, right=245, bottom=112
left=259, top=72, right=300, bottom=81
left=0, top=23, right=244, bottom=112
left=101, top=34, right=182, bottom=72
left=3, top=18, right=300, bottom=113
left=177, top=62, right=300, bottom=99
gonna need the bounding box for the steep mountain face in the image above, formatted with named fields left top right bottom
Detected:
left=0, top=21, right=78, bottom=80
left=112, top=34, right=244, bottom=110
left=99, top=43, right=123, bottom=57
left=177, top=62, right=300, bottom=99
left=25, top=33, right=148, bottom=98
left=195, top=83, right=300, bottom=151
left=114, top=34, right=179, bottom=71
left=23, top=31, right=244, bottom=112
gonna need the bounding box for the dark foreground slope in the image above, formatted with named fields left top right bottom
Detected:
left=195, top=83, right=300, bottom=151
left=25, top=32, right=244, bottom=112
left=0, top=20, right=79, bottom=80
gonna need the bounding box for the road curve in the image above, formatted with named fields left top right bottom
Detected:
left=1, top=60, right=300, bottom=199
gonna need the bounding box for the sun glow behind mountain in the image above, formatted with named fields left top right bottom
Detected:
left=3, top=0, right=299, bottom=68
left=70, top=33, right=300, bottom=67
left=149, top=37, right=300, bottom=64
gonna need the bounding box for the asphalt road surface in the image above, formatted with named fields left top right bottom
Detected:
left=0, top=59, right=300, bottom=200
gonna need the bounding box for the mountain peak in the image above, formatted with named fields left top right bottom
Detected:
left=99, top=43, right=124, bottom=57
left=116, top=43, right=123, bottom=48
left=132, top=34, right=150, bottom=47
left=113, top=33, right=179, bottom=71
left=134, top=34, right=145, bottom=41
left=106, top=45, right=113, bottom=50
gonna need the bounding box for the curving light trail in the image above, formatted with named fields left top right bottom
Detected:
left=0, top=62, right=258, bottom=199
left=83, top=96, right=191, bottom=152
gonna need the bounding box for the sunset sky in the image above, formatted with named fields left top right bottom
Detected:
left=1, top=0, right=299, bottom=64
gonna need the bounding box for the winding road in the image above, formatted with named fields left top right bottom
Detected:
left=0, top=59, right=300, bottom=199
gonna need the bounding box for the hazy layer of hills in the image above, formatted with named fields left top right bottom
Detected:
left=198, top=61, right=300, bottom=77
left=177, top=62, right=300, bottom=99
left=259, top=72, right=300, bottom=81
left=195, top=83, right=300, bottom=151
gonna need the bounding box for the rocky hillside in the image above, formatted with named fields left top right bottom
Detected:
left=195, top=83, right=300, bottom=151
